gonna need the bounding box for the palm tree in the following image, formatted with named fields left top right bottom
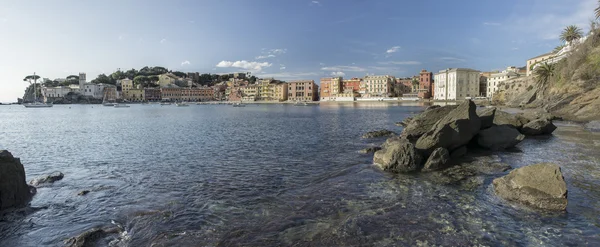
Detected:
left=553, top=44, right=566, bottom=53
left=560, top=25, right=583, bottom=44
left=534, top=62, right=555, bottom=86
left=596, top=0, right=600, bottom=19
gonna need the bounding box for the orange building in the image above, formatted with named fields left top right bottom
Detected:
left=343, top=78, right=361, bottom=93
left=319, top=78, right=332, bottom=99
left=418, top=70, right=434, bottom=99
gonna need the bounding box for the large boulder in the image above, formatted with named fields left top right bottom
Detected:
left=415, top=100, right=481, bottom=155
left=477, top=125, right=525, bottom=150
left=422, top=147, right=450, bottom=172
left=362, top=129, right=396, bottom=139
left=493, top=163, right=567, bottom=211
left=30, top=171, right=64, bottom=186
left=493, top=110, right=530, bottom=129
left=373, top=138, right=422, bottom=173
left=0, top=150, right=35, bottom=211
left=515, top=110, right=559, bottom=122
left=477, top=107, right=496, bottom=129
left=395, top=117, right=413, bottom=127
left=401, top=105, right=458, bottom=140
left=520, top=119, right=557, bottom=136
left=359, top=146, right=382, bottom=154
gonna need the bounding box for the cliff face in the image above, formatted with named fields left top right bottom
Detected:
left=493, top=32, right=600, bottom=122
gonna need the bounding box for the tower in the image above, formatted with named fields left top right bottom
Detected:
left=79, top=73, right=86, bottom=92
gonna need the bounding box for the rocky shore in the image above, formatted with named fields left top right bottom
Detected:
left=364, top=100, right=567, bottom=211
left=0, top=150, right=36, bottom=211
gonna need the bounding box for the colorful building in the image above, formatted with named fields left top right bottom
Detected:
left=364, top=75, right=395, bottom=97
left=418, top=70, right=434, bottom=99
left=319, top=78, right=332, bottom=100
left=434, top=68, right=480, bottom=100
left=273, top=82, right=289, bottom=101
left=144, top=88, right=161, bottom=101
left=343, top=78, right=361, bottom=94
left=288, top=80, right=318, bottom=101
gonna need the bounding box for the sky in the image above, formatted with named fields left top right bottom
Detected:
left=0, top=0, right=597, bottom=102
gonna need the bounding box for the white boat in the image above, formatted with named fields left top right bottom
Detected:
left=175, top=102, right=189, bottom=107
left=232, top=102, right=246, bottom=107
left=102, top=102, right=115, bottom=106
left=160, top=102, right=172, bottom=106
left=23, top=72, right=53, bottom=108
left=114, top=103, right=130, bottom=108
left=24, top=102, right=53, bottom=108
left=294, top=101, right=309, bottom=106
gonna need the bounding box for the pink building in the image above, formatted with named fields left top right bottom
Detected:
left=288, top=80, right=318, bottom=101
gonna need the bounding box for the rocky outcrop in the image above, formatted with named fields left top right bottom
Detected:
left=64, top=226, right=122, bottom=247
left=401, top=105, right=458, bottom=140
left=30, top=172, right=64, bottom=186
left=359, top=146, right=382, bottom=154
left=425, top=105, right=441, bottom=110
left=520, top=119, right=557, bottom=136
left=373, top=138, right=422, bottom=173
left=477, top=125, right=525, bottom=150
left=493, top=110, right=530, bottom=129
left=477, top=107, right=496, bottom=129
left=493, top=163, right=567, bottom=211
left=362, top=129, right=396, bottom=139
left=422, top=147, right=450, bottom=172
left=395, top=117, right=413, bottom=127
left=415, top=100, right=481, bottom=155
left=0, top=150, right=35, bottom=211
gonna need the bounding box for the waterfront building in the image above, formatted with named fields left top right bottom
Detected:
left=418, top=70, right=434, bottom=99
left=487, top=67, right=520, bottom=98
left=273, top=82, right=288, bottom=101
left=199, top=87, right=214, bottom=101
left=41, top=86, right=73, bottom=102
left=288, top=80, right=318, bottom=101
left=103, top=86, right=119, bottom=101
left=364, top=75, right=395, bottom=97
left=526, top=52, right=555, bottom=76
left=433, top=68, right=480, bottom=100
left=229, top=87, right=242, bottom=102
left=160, top=84, right=182, bottom=102
left=319, top=78, right=332, bottom=100
left=119, top=78, right=134, bottom=91
left=331, top=77, right=343, bottom=95
left=144, top=88, right=161, bottom=101
left=343, top=78, right=361, bottom=94
left=241, top=85, right=258, bottom=101
left=123, top=88, right=144, bottom=102
left=257, top=79, right=275, bottom=101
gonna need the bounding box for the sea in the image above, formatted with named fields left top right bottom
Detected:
left=0, top=102, right=599, bottom=246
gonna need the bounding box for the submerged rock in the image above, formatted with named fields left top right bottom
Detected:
left=0, top=150, right=35, bottom=211
left=64, top=226, right=122, bottom=247
left=362, top=129, right=396, bottom=139
left=395, top=117, right=413, bottom=127
left=359, top=146, right=382, bottom=154
left=477, top=107, right=496, bottom=129
left=477, top=125, right=525, bottom=150
left=449, top=146, right=467, bottom=159
left=30, top=171, right=64, bottom=186
left=520, top=119, right=557, bottom=136
left=78, top=190, right=90, bottom=196
left=422, top=147, right=450, bottom=172
left=373, top=138, right=422, bottom=173
left=401, top=105, right=458, bottom=140
left=415, top=100, right=481, bottom=155
left=493, top=163, right=567, bottom=211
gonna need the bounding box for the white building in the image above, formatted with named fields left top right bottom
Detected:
left=487, top=67, right=521, bottom=98
left=42, top=86, right=74, bottom=102
left=363, top=75, right=395, bottom=97
left=434, top=68, right=481, bottom=100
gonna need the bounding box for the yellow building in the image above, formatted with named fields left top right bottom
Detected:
left=257, top=79, right=275, bottom=101
left=123, top=89, right=144, bottom=102
left=158, top=74, right=179, bottom=87
left=120, top=78, right=134, bottom=91
left=241, top=85, right=258, bottom=101
left=273, top=82, right=288, bottom=101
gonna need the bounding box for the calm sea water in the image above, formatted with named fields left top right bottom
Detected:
left=0, top=103, right=599, bottom=246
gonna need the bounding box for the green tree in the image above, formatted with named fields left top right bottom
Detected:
left=534, top=62, right=555, bottom=86
left=91, top=74, right=115, bottom=85
left=172, top=71, right=187, bottom=78
left=66, top=75, right=79, bottom=80
left=248, top=75, right=257, bottom=84
left=124, top=69, right=138, bottom=79
left=560, top=25, right=583, bottom=44
left=596, top=0, right=600, bottom=19
left=174, top=80, right=188, bottom=88
left=133, top=75, right=148, bottom=86
left=148, top=75, right=159, bottom=83
left=151, top=66, right=168, bottom=75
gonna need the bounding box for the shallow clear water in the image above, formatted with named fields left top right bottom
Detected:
left=0, top=103, right=599, bottom=246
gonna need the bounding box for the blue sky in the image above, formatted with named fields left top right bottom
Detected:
left=0, top=0, right=597, bottom=102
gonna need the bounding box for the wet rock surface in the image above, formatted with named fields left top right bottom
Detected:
left=401, top=105, right=458, bottom=140
left=29, top=171, right=64, bottom=186
left=493, top=163, right=568, bottom=211
left=520, top=119, right=557, bottom=136
left=0, top=150, right=35, bottom=211
left=362, top=129, right=396, bottom=139
left=477, top=125, right=525, bottom=150
left=373, top=138, right=422, bottom=173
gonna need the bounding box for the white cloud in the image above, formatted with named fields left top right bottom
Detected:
left=378, top=61, right=421, bottom=65
left=321, top=66, right=366, bottom=72
left=438, top=57, right=467, bottom=63
left=270, top=48, right=287, bottom=55
left=181, top=60, right=191, bottom=66
left=216, top=60, right=272, bottom=72
left=255, top=54, right=276, bottom=59
left=483, top=22, right=501, bottom=26
left=160, top=38, right=167, bottom=44
left=386, top=46, right=401, bottom=53
left=330, top=71, right=345, bottom=77
left=280, top=64, right=286, bottom=70
left=310, top=1, right=321, bottom=6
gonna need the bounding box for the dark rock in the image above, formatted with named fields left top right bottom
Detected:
left=415, top=100, right=481, bottom=155
left=427, top=154, right=511, bottom=185
left=520, top=119, right=557, bottom=136
left=373, top=138, right=422, bottom=173
left=359, top=146, right=382, bottom=154
left=425, top=105, right=441, bottom=110
left=493, top=163, right=567, bottom=211
left=362, top=129, right=396, bottom=139
left=477, top=125, right=525, bottom=150
left=0, top=150, right=35, bottom=211
left=401, top=105, right=458, bottom=140
left=30, top=171, right=64, bottom=186
left=422, top=147, right=450, bottom=172
left=493, top=110, right=530, bottom=129
left=78, top=190, right=90, bottom=196
left=450, top=146, right=467, bottom=159
left=515, top=110, right=559, bottom=122
left=395, top=117, right=413, bottom=127
left=477, top=107, right=496, bottom=129
left=64, top=226, right=122, bottom=247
